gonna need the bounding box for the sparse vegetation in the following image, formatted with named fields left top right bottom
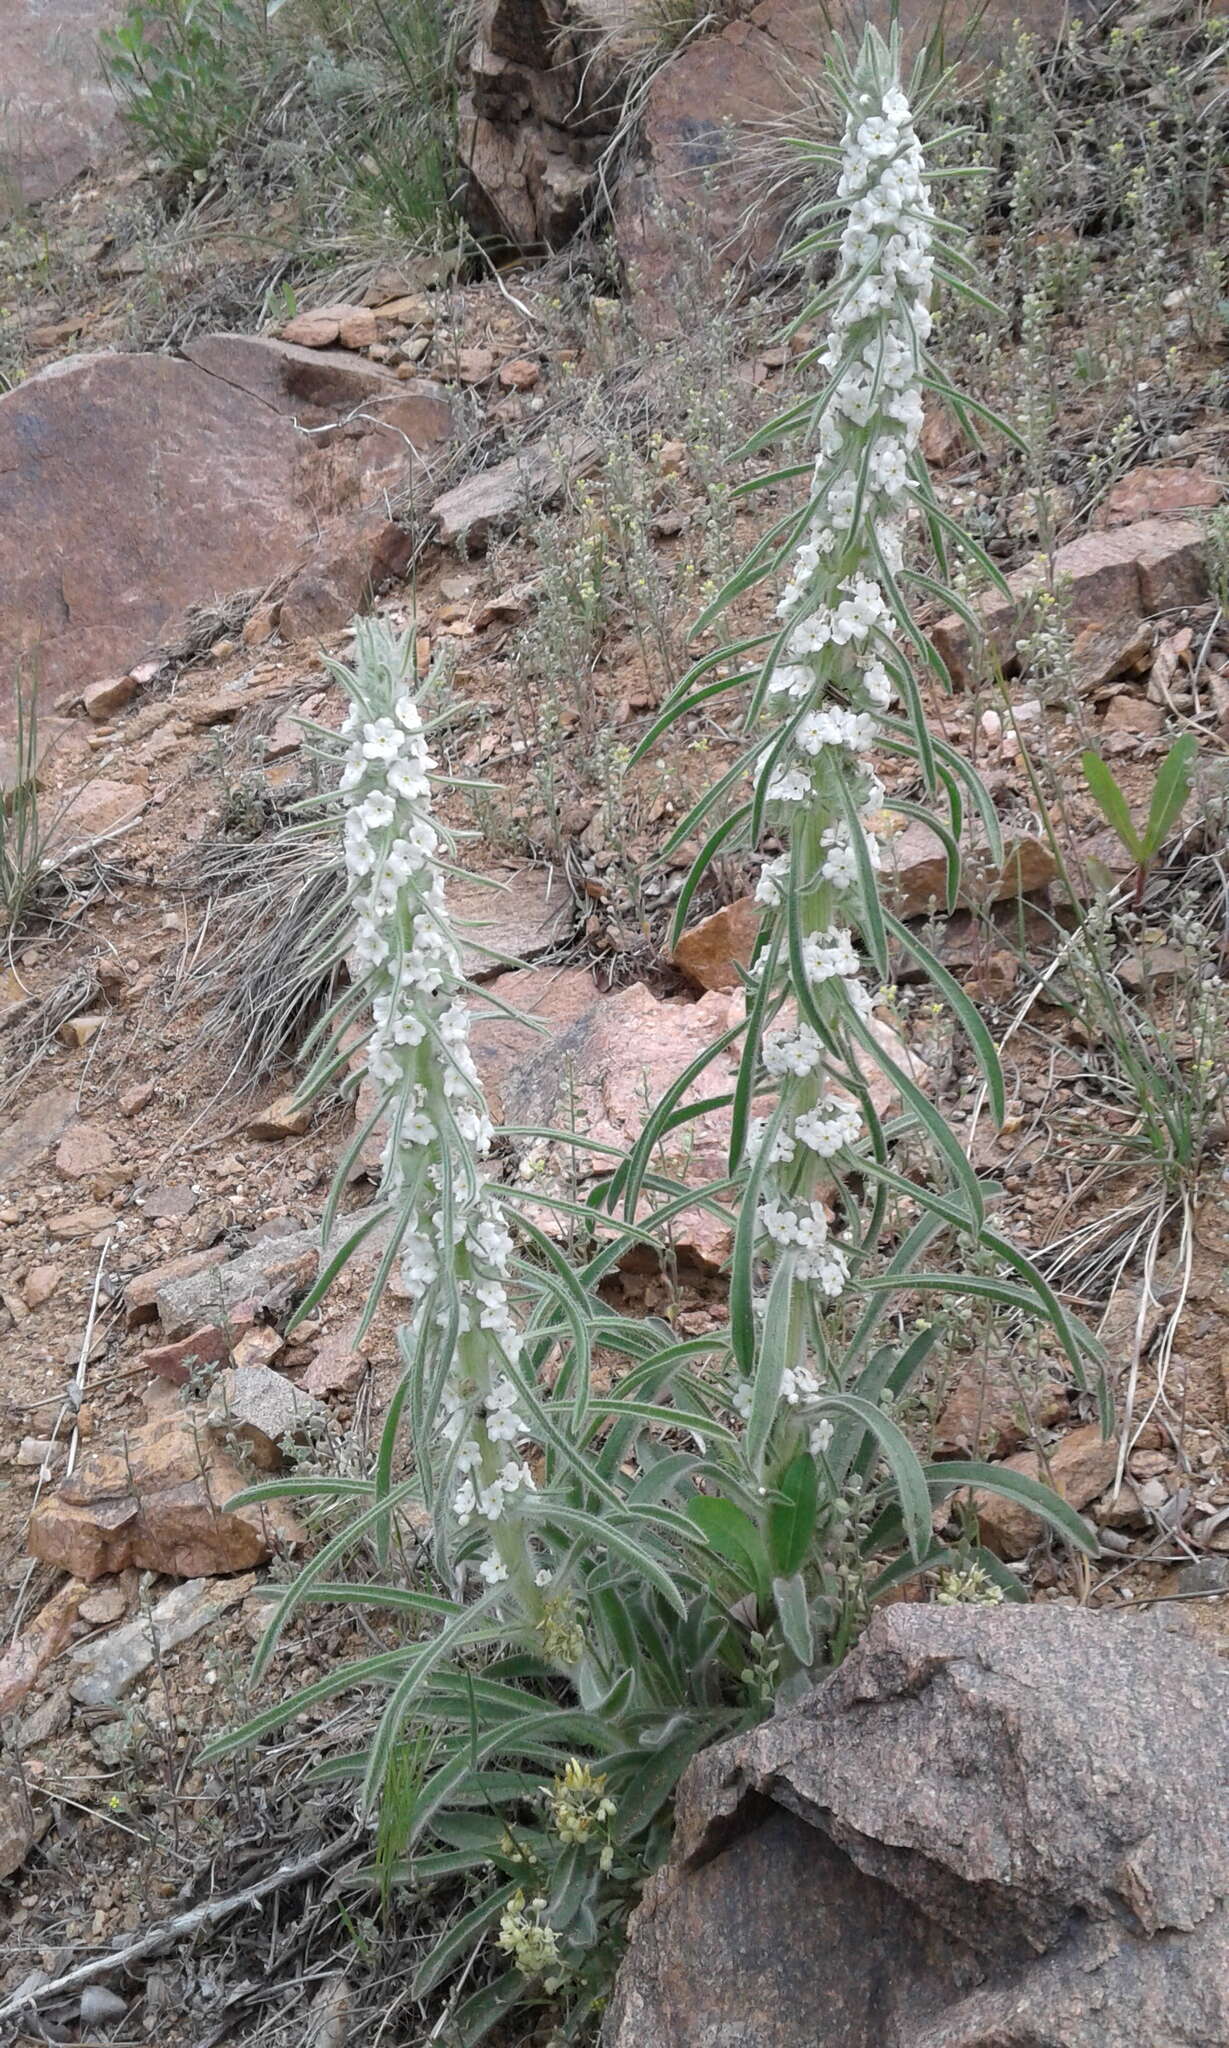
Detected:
left=3, top=1, right=1229, bottom=2041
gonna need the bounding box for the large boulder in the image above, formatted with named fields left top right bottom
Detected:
left=616, top=0, right=1098, bottom=333
left=0, top=339, right=451, bottom=701
left=1, top=0, right=122, bottom=209
left=604, top=1604, right=1229, bottom=2047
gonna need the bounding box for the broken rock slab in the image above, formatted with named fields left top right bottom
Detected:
left=933, top=518, right=1208, bottom=692
left=67, top=1573, right=255, bottom=1707
left=26, top=1418, right=305, bottom=1580
left=431, top=430, right=603, bottom=550
left=603, top=1604, right=1229, bottom=2048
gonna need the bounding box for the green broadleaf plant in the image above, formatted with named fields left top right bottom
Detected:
left=1081, top=734, right=1196, bottom=902
left=203, top=28, right=1101, bottom=2041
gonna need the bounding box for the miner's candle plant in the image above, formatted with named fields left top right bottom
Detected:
left=204, top=28, right=1103, bottom=2043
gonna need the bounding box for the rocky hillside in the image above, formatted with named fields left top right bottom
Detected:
left=2, top=1, right=1229, bottom=2042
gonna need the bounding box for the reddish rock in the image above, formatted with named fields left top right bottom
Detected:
left=0, top=1089, right=77, bottom=1185
left=23, top=1264, right=62, bottom=1310
left=3, top=0, right=123, bottom=206
left=141, top=1324, right=234, bottom=1387
left=247, top=1092, right=312, bottom=1140
left=934, top=1363, right=1068, bottom=1461
left=117, top=1082, right=155, bottom=1117
left=57, top=1012, right=105, bottom=1048
left=230, top=1324, right=285, bottom=1371
left=882, top=818, right=1057, bottom=919
left=1097, top=464, right=1223, bottom=528
left=499, top=356, right=541, bottom=390
left=933, top=520, right=1207, bottom=692
left=0, top=345, right=451, bottom=701
left=279, top=306, right=346, bottom=348
left=0, top=1578, right=85, bottom=1720
left=301, top=1319, right=369, bottom=1396
left=47, top=778, right=146, bottom=847
left=49, top=1203, right=115, bottom=1241
left=672, top=898, right=761, bottom=991
left=82, top=674, right=138, bottom=720
left=26, top=1418, right=306, bottom=1580
left=1102, top=692, right=1166, bottom=737
left=54, top=1121, right=116, bottom=1180
left=969, top=1424, right=1118, bottom=1560
left=920, top=405, right=965, bottom=468
left=338, top=306, right=378, bottom=350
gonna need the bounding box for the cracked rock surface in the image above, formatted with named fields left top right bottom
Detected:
left=603, top=1605, right=1229, bottom=2048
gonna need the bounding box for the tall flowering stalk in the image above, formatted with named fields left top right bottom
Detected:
left=736, top=31, right=939, bottom=1459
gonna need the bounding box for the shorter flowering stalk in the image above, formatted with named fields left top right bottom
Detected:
left=329, top=622, right=543, bottom=1618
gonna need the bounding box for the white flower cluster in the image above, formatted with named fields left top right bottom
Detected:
left=337, top=645, right=535, bottom=1595
left=759, top=1197, right=850, bottom=1296
left=762, top=53, right=934, bottom=858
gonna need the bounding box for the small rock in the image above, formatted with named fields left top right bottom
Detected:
left=23, top=1264, right=62, bottom=1309
left=337, top=306, right=378, bottom=350
left=118, top=1081, right=155, bottom=1117
left=207, top=1365, right=326, bottom=1470
left=231, top=1324, right=285, bottom=1371
left=242, top=602, right=280, bottom=647
left=78, top=1579, right=129, bottom=1626
left=920, top=405, right=964, bottom=467
left=57, top=1012, right=106, bottom=1049
left=671, top=898, right=761, bottom=991
left=1102, top=692, right=1166, bottom=736
left=49, top=1203, right=117, bottom=1241
left=54, top=1121, right=116, bottom=1178
left=142, top=1183, right=195, bottom=1222
left=472, top=577, right=540, bottom=631
left=247, top=1092, right=311, bottom=1139
left=436, top=346, right=495, bottom=383
left=431, top=429, right=602, bottom=550
left=80, top=1987, right=128, bottom=2025
left=301, top=1319, right=369, bottom=1396
left=18, top=1438, right=65, bottom=1470
left=883, top=819, right=1057, bottom=919
left=934, top=519, right=1207, bottom=692
left=969, top=1423, right=1118, bottom=1559
left=498, top=356, right=540, bottom=390
left=280, top=307, right=344, bottom=348
left=154, top=1233, right=318, bottom=1341
left=141, top=1323, right=234, bottom=1386
left=82, top=674, right=139, bottom=720
left=934, top=1364, right=1068, bottom=1461
left=27, top=1418, right=306, bottom=1580
left=47, top=778, right=146, bottom=847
